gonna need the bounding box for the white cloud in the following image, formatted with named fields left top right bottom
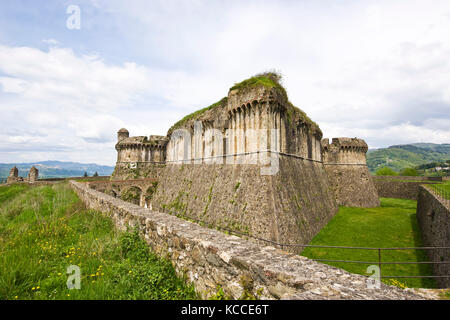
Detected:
left=0, top=0, right=449, bottom=165
left=0, top=77, right=29, bottom=93
left=42, top=38, right=60, bottom=46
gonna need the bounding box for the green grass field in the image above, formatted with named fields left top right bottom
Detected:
left=428, top=181, right=450, bottom=200
left=0, top=182, right=197, bottom=300
left=301, top=198, right=436, bottom=289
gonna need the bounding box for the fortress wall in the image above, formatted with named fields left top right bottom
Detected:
left=372, top=178, right=437, bottom=200
left=70, top=180, right=423, bottom=300
left=373, top=176, right=443, bottom=182
left=325, top=165, right=380, bottom=207
left=166, top=100, right=287, bottom=164
left=117, top=145, right=166, bottom=163
left=111, top=162, right=165, bottom=181
left=416, top=185, right=450, bottom=288
left=151, top=155, right=339, bottom=252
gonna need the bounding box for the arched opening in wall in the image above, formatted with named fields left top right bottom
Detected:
left=145, top=182, right=158, bottom=210
left=120, top=186, right=142, bottom=206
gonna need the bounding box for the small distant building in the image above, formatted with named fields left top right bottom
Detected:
left=28, top=166, right=39, bottom=182
left=6, top=166, right=39, bottom=184
left=7, top=166, right=23, bottom=184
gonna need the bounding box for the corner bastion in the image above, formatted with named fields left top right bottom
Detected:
left=109, top=73, right=378, bottom=253
left=322, top=138, right=380, bottom=207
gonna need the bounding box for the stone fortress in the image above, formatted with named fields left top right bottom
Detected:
left=100, top=73, right=380, bottom=252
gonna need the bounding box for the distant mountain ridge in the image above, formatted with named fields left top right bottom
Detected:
left=0, top=160, right=114, bottom=179
left=367, top=143, right=450, bottom=172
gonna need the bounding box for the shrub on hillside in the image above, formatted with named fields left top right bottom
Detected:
left=400, top=167, right=418, bottom=176
left=375, top=167, right=398, bottom=176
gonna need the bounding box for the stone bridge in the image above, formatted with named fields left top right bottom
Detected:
left=87, top=178, right=158, bottom=208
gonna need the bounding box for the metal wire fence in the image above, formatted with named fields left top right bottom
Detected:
left=171, top=213, right=450, bottom=282
left=428, top=183, right=450, bottom=205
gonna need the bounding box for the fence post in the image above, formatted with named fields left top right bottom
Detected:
left=378, top=248, right=382, bottom=279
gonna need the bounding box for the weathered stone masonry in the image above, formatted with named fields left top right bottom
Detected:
left=70, top=180, right=423, bottom=300
left=416, top=186, right=450, bottom=288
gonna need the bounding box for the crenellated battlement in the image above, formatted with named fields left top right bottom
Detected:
left=115, top=130, right=168, bottom=163
left=321, top=137, right=368, bottom=154
left=321, top=137, right=368, bottom=165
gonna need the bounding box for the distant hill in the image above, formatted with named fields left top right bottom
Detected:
left=367, top=143, right=450, bottom=173
left=0, top=161, right=114, bottom=180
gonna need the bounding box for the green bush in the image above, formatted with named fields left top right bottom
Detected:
left=400, top=167, right=418, bottom=176
left=375, top=167, right=398, bottom=176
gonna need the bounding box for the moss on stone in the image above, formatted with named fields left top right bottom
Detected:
left=168, top=97, right=228, bottom=134
left=229, top=72, right=287, bottom=98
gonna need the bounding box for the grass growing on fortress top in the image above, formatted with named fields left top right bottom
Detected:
left=167, top=72, right=322, bottom=136
left=301, top=198, right=436, bottom=289
left=0, top=182, right=197, bottom=300
left=229, top=72, right=287, bottom=96
left=168, top=96, right=228, bottom=134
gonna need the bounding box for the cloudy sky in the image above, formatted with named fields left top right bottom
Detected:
left=0, top=0, right=449, bottom=165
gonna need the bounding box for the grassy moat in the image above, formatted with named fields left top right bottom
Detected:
left=301, top=198, right=436, bottom=289
left=0, top=183, right=197, bottom=300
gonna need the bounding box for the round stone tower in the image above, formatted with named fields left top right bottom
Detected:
left=117, top=128, right=129, bottom=142
left=321, top=137, right=380, bottom=207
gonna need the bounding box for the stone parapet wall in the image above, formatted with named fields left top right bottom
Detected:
left=373, top=176, right=442, bottom=182
left=111, top=162, right=165, bottom=180
left=416, top=186, right=450, bottom=288
left=372, top=178, right=437, bottom=200
left=69, top=180, right=424, bottom=300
